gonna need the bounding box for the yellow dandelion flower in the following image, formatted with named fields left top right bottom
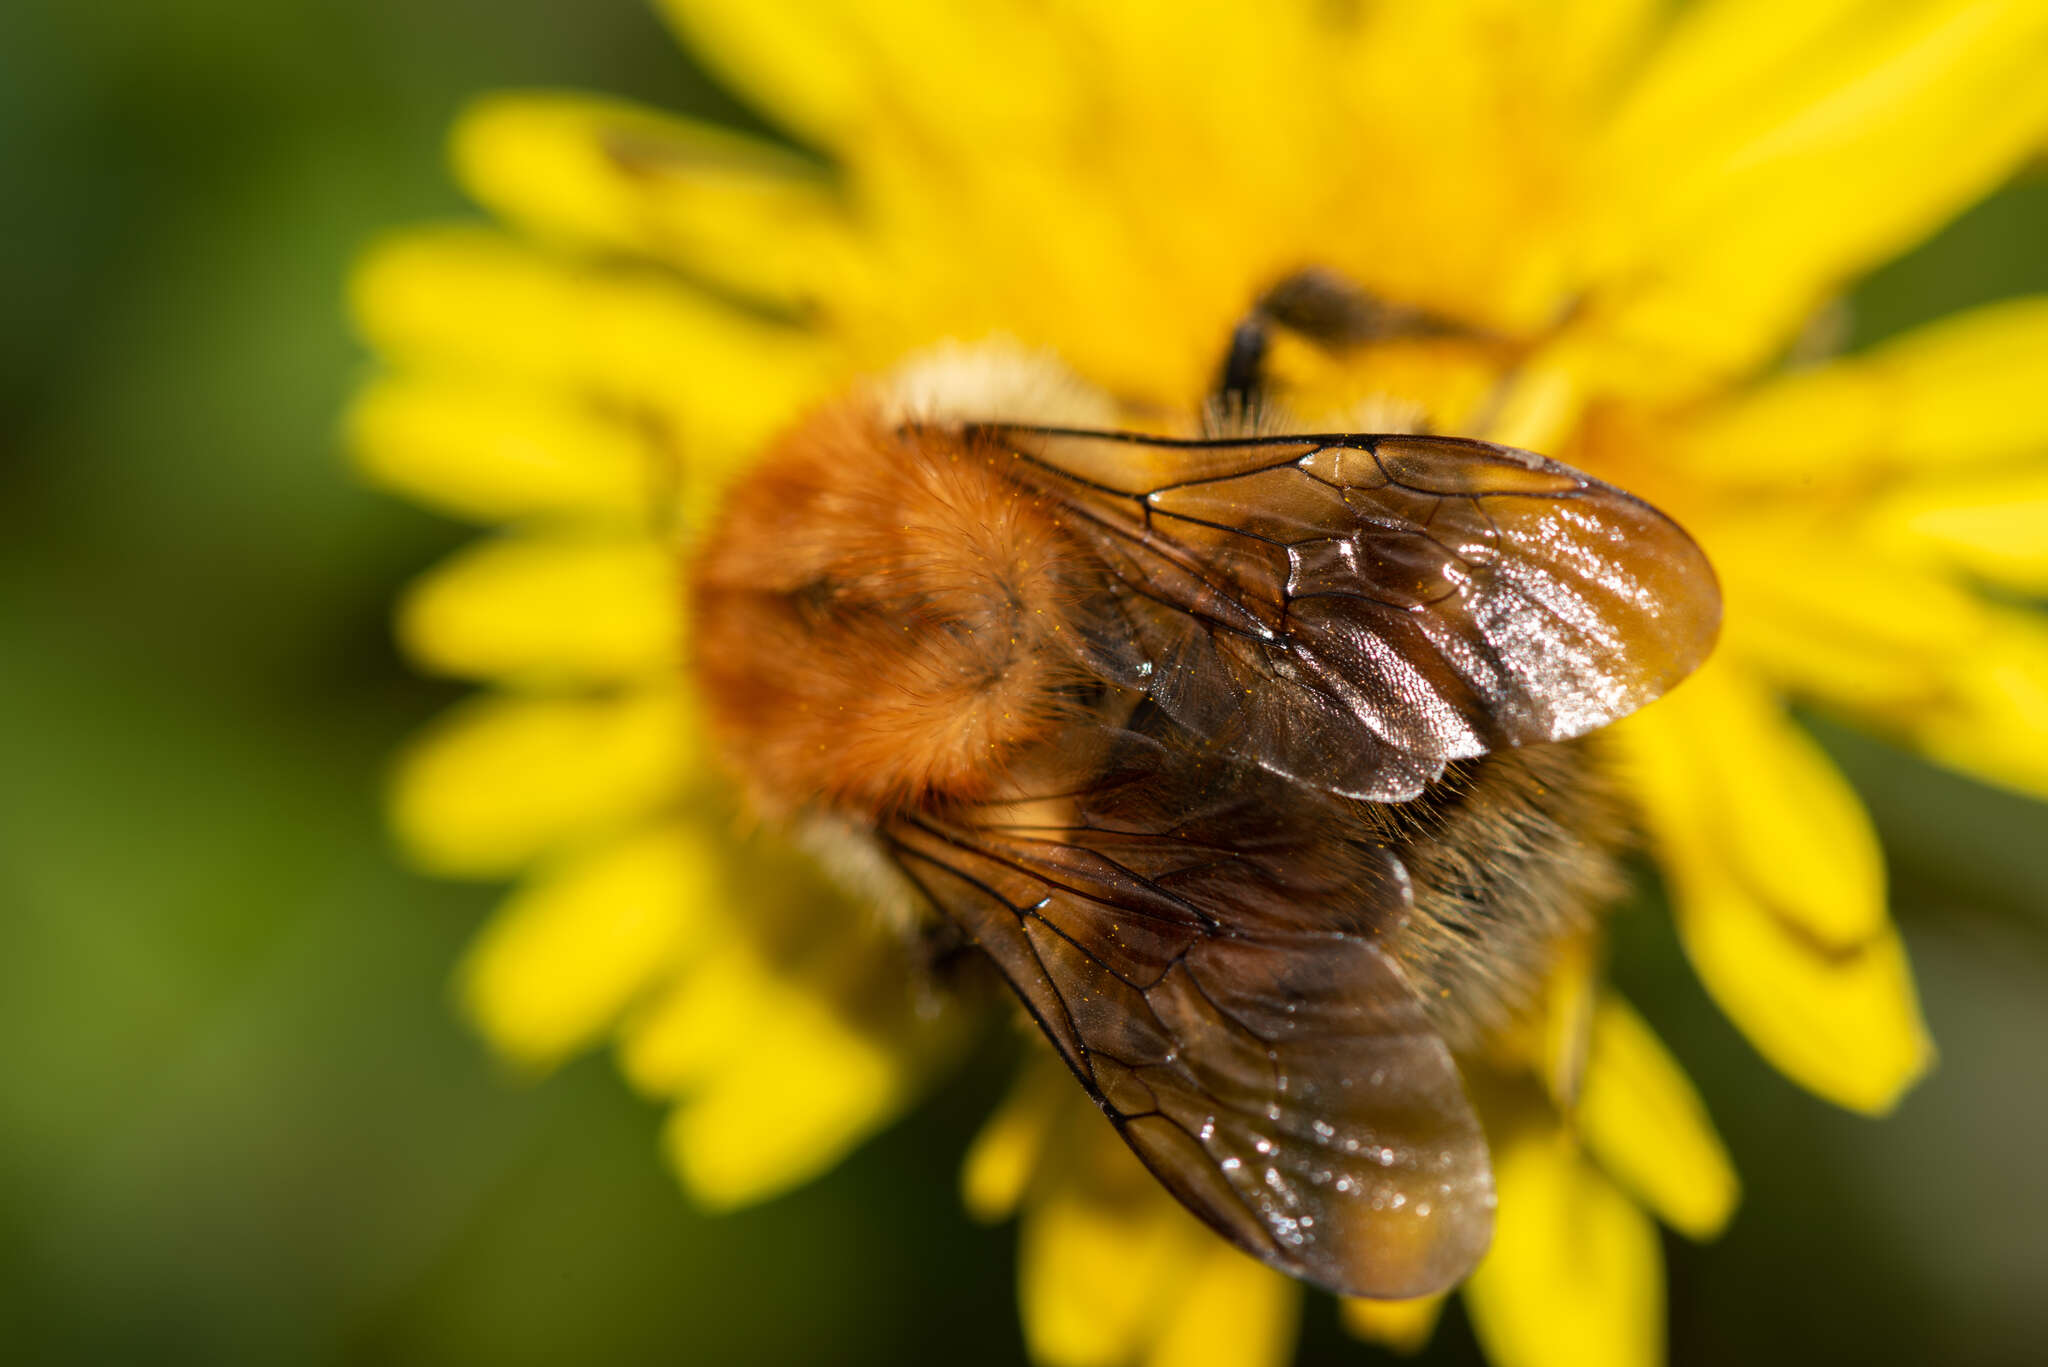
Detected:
left=348, top=3, right=2048, bottom=1365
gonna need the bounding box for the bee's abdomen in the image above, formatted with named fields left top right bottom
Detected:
left=1369, top=740, right=1631, bottom=1052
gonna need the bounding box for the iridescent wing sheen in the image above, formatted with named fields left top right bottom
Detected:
left=886, top=720, right=1495, bottom=1300
left=976, top=424, right=1722, bottom=802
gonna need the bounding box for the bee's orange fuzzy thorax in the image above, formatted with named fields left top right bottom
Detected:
left=691, top=398, right=1091, bottom=819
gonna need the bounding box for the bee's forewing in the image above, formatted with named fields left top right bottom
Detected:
left=990, top=425, right=1721, bottom=801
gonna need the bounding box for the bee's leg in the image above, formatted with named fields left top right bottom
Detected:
left=1213, top=268, right=1588, bottom=442
left=1213, top=318, right=1272, bottom=419
left=1257, top=267, right=1476, bottom=351
left=1209, top=268, right=1487, bottom=422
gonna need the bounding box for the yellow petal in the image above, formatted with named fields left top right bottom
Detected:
left=1585, top=0, right=2048, bottom=393
left=390, top=689, right=694, bottom=879
left=665, top=0, right=1093, bottom=162
left=1713, top=522, right=2048, bottom=800
left=1139, top=1241, right=1299, bottom=1367
left=451, top=94, right=868, bottom=311
left=1463, top=1124, right=1664, bottom=1367
left=1576, top=995, right=1740, bottom=1241
left=1341, top=1293, right=1447, bottom=1356
left=350, top=227, right=833, bottom=464
left=1325, top=0, right=1656, bottom=332
left=1622, top=656, right=1887, bottom=951
left=616, top=942, right=767, bottom=1098
left=1013, top=1096, right=1300, bottom=1367
left=618, top=826, right=966, bottom=1208
left=1908, top=606, right=2048, bottom=801
left=961, top=1056, right=1068, bottom=1224
left=660, top=980, right=916, bottom=1209
left=458, top=821, right=720, bottom=1070
left=1674, top=862, right=1930, bottom=1116
left=1595, top=0, right=1866, bottom=148
left=1483, top=362, right=1587, bottom=455
left=1869, top=467, right=2048, bottom=595
left=1713, top=513, right=1983, bottom=711
left=1616, top=665, right=1933, bottom=1113
left=397, top=532, right=677, bottom=685
left=818, top=5, right=1309, bottom=402
left=1539, top=934, right=1600, bottom=1110
left=619, top=816, right=956, bottom=1101
left=1674, top=296, right=2048, bottom=484
left=347, top=375, right=653, bottom=525
left=1019, top=1171, right=1185, bottom=1367
left=653, top=0, right=872, bottom=144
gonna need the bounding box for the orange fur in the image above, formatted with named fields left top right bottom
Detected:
left=691, top=397, right=1096, bottom=818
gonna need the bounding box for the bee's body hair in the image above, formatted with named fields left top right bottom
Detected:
left=1372, top=740, right=1628, bottom=1051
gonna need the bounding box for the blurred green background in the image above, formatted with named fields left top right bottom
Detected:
left=3, top=3, right=2045, bottom=1364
